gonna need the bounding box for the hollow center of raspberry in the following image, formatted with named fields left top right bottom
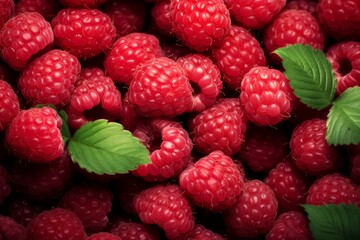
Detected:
left=190, top=81, right=201, bottom=95
left=84, top=105, right=116, bottom=122
left=338, top=58, right=352, bottom=76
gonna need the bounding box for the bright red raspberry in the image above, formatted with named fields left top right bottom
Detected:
left=133, top=184, right=195, bottom=239
left=15, top=0, right=62, bottom=20
left=76, top=67, right=105, bottom=86
left=0, top=164, right=11, bottom=205
left=284, top=0, right=318, bottom=18
left=18, top=49, right=81, bottom=107
left=0, top=0, right=14, bottom=30
left=306, top=173, right=360, bottom=207
left=169, top=0, right=231, bottom=52
left=224, top=0, right=286, bottom=29
left=189, top=98, right=247, bottom=156
left=104, top=33, right=163, bottom=86
left=5, top=107, right=64, bottom=163
left=52, top=8, right=116, bottom=59
left=87, top=233, right=122, bottom=240
left=210, top=25, right=266, bottom=90
left=182, top=224, right=224, bottom=240
left=8, top=197, right=44, bottom=226
left=0, top=215, right=26, bottom=240
left=317, top=0, right=360, bottom=41
left=111, top=221, right=161, bottom=240
left=180, top=151, right=244, bottom=212
left=0, top=12, right=54, bottom=70
left=132, top=118, right=193, bottom=182
left=128, top=57, right=194, bottom=118
left=0, top=80, right=19, bottom=132
left=151, top=0, right=172, bottom=37
left=60, top=0, right=107, bottom=8
left=326, top=41, right=360, bottom=95
left=266, top=211, right=312, bottom=240
left=290, top=118, right=340, bottom=176
left=224, top=180, right=278, bottom=239
left=240, top=66, right=294, bottom=126
left=176, top=53, right=222, bottom=112
left=26, top=208, right=87, bottom=240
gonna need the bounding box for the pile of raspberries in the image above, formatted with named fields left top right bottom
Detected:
left=1, top=0, right=360, bottom=239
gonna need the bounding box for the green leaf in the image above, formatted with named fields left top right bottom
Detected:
left=274, top=44, right=337, bottom=110
left=67, top=119, right=150, bottom=175
left=58, top=109, right=71, bottom=144
left=303, top=204, right=360, bottom=240
left=326, top=87, right=360, bottom=145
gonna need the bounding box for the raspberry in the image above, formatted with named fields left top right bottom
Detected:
left=182, top=224, right=224, bottom=240
left=224, top=180, right=278, bottom=239
left=8, top=197, right=44, bottom=226
left=15, top=0, right=62, bottom=20
left=111, top=221, right=161, bottom=240
left=0, top=12, right=54, bottom=70
left=58, top=183, right=113, bottom=233
left=18, top=49, right=81, bottom=107
left=238, top=125, right=289, bottom=173
left=0, top=164, right=11, bottom=205
left=240, top=66, right=294, bottom=126
left=306, top=173, right=360, bottom=207
left=326, top=41, right=360, bottom=95
left=0, top=0, right=14, bottom=30
left=119, top=92, right=143, bottom=132
left=26, top=208, right=87, bottom=240
left=87, top=232, right=122, bottom=240
left=0, top=215, right=26, bottom=240
left=128, top=57, right=194, bottom=118
left=176, top=53, right=222, bottom=112
left=0, top=80, right=19, bottom=132
left=179, top=150, right=244, bottom=212
left=151, top=0, right=173, bottom=37
left=317, top=0, right=360, bottom=41
left=133, top=184, right=195, bottom=239
left=132, top=118, right=193, bottom=182
left=284, top=0, right=318, bottom=18
left=104, top=33, right=163, bottom=86
left=161, top=41, right=192, bottom=61
left=189, top=98, right=247, bottom=156
left=351, top=153, right=360, bottom=183
left=290, top=118, right=340, bottom=176
left=169, top=0, right=231, bottom=52
left=60, top=0, right=107, bottom=8
left=5, top=106, right=64, bottom=163
left=52, top=8, right=116, bottom=59
left=224, top=0, right=286, bottom=29
left=266, top=211, right=312, bottom=240
left=76, top=67, right=105, bottom=86
left=210, top=25, right=266, bottom=89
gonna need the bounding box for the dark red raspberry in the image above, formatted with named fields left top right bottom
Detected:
left=351, top=152, right=360, bottom=183
left=60, top=0, right=107, bottom=8
left=224, top=180, right=278, bottom=239
left=161, top=41, right=192, bottom=61
left=169, top=0, right=231, bottom=52
left=151, top=0, right=172, bottom=37
left=0, top=164, right=11, bottom=205
left=189, top=98, right=247, bottom=156
left=0, top=79, right=19, bottom=132
left=111, top=221, right=161, bottom=240
left=306, top=173, right=360, bottom=207
left=266, top=211, right=312, bottom=240
left=26, top=208, right=87, bottom=240
left=15, top=0, right=62, bottom=20
left=119, top=92, right=143, bottom=132
left=0, top=0, right=14, bottom=30
left=184, top=224, right=224, bottom=240
left=0, top=215, right=26, bottom=240
left=240, top=66, right=294, bottom=126
left=5, top=106, right=64, bottom=163
left=52, top=8, right=116, bottom=59
left=104, top=32, right=163, bottom=86
left=132, top=118, right=193, bottom=182
left=180, top=150, right=244, bottom=212
left=87, top=232, right=122, bottom=240
left=133, top=184, right=195, bottom=239
left=0, top=12, right=54, bottom=70
left=284, top=0, right=318, bottom=18
left=326, top=41, right=360, bottom=95
left=210, top=25, right=266, bottom=89
left=18, top=49, right=81, bottom=107
left=224, top=0, right=286, bottom=29
left=128, top=57, right=194, bottom=118
left=290, top=118, right=340, bottom=176
left=8, top=197, right=44, bottom=226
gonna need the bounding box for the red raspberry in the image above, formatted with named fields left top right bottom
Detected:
left=119, top=92, right=143, bottom=132
left=104, top=33, right=163, bottom=86
left=284, top=0, right=318, bottom=18
left=8, top=197, right=44, bottom=226
left=264, top=161, right=309, bottom=212
left=76, top=67, right=105, bottom=86
left=58, top=183, right=113, bottom=233
left=128, top=57, right=194, bottom=118
left=132, top=118, right=193, bottom=182
left=224, top=180, right=278, bottom=239
left=0, top=164, right=11, bottom=205
left=326, top=41, right=360, bottom=95
left=87, top=233, right=122, bottom=240
left=52, top=8, right=116, bottom=59
left=0, top=80, right=19, bottom=132
left=111, top=221, right=161, bottom=240
left=210, top=25, right=266, bottom=90
left=161, top=41, right=192, bottom=61
left=180, top=150, right=244, bottom=212
left=133, top=184, right=195, bottom=239
left=306, top=173, right=360, bottom=207
left=5, top=106, right=64, bottom=163
left=290, top=118, right=340, bottom=176
left=18, top=49, right=81, bottom=107
left=182, top=224, right=224, bottom=240
left=26, top=208, right=87, bottom=240
left=0, top=0, right=14, bottom=30
left=15, top=0, right=62, bottom=20
left=60, top=0, right=107, bottom=8
left=224, top=0, right=286, bottom=29
left=189, top=98, right=247, bottom=156
left=0, top=215, right=26, bottom=240
left=176, top=53, right=222, bottom=112
left=169, top=0, right=231, bottom=52
left=240, top=66, right=294, bottom=126
left=317, top=0, right=360, bottom=41
left=0, top=12, right=54, bottom=70
left=151, top=0, right=172, bottom=37
left=266, top=211, right=312, bottom=240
